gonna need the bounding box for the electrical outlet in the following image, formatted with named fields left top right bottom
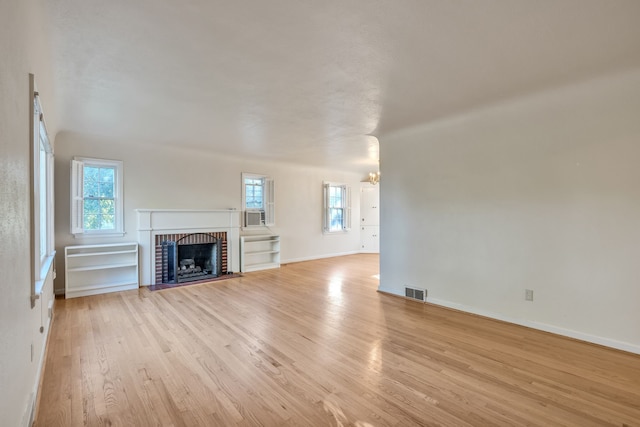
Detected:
left=525, top=289, right=534, bottom=301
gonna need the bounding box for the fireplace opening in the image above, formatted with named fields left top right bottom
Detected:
left=161, top=234, right=223, bottom=284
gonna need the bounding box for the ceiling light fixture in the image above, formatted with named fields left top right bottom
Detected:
left=368, top=171, right=380, bottom=185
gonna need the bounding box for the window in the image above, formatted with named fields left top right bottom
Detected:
left=71, top=157, right=124, bottom=236
left=39, top=137, right=48, bottom=260
left=323, top=182, right=351, bottom=233
left=241, top=172, right=274, bottom=227
left=30, top=75, right=55, bottom=307
left=245, top=177, right=264, bottom=209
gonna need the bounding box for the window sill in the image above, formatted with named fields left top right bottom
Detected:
left=73, top=231, right=126, bottom=238
left=323, top=230, right=350, bottom=235
left=35, top=251, right=56, bottom=297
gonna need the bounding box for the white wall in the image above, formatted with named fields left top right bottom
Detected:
left=0, top=1, right=58, bottom=426
left=54, top=133, right=362, bottom=291
left=379, top=68, right=640, bottom=354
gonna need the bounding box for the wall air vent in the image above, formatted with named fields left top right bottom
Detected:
left=405, top=287, right=426, bottom=302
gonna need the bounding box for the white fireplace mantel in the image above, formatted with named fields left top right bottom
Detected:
left=136, top=209, right=241, bottom=285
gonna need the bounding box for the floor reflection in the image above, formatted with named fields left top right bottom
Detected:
left=328, top=276, right=343, bottom=301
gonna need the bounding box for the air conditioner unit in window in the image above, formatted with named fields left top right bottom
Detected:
left=245, top=210, right=265, bottom=227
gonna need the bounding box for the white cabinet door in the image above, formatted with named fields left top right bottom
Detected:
left=360, top=185, right=379, bottom=226
left=361, top=226, right=380, bottom=253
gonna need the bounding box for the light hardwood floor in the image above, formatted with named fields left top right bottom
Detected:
left=35, top=254, right=640, bottom=426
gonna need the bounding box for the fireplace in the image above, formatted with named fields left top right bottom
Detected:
left=137, top=209, right=240, bottom=285
left=155, top=232, right=227, bottom=284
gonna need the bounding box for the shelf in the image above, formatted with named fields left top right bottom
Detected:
left=68, top=281, right=139, bottom=292
left=240, top=235, right=280, bottom=272
left=245, top=250, right=279, bottom=255
left=67, top=262, right=138, bottom=272
left=65, top=282, right=139, bottom=299
left=66, top=249, right=138, bottom=258
left=243, top=262, right=280, bottom=272
left=66, top=242, right=138, bottom=250
left=242, top=235, right=279, bottom=242
left=65, top=242, right=139, bottom=298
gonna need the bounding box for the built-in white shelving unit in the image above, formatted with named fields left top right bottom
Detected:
left=65, top=242, right=139, bottom=298
left=240, top=235, right=280, bottom=272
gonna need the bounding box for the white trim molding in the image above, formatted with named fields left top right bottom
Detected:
left=281, top=250, right=360, bottom=265
left=426, top=297, right=640, bottom=355
left=377, top=287, right=640, bottom=356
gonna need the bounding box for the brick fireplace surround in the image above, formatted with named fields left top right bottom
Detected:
left=154, top=232, right=227, bottom=284
left=136, top=209, right=241, bottom=285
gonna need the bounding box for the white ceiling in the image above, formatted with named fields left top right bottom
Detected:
left=44, top=0, right=640, bottom=173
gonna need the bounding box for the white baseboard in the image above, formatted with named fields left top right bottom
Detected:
left=281, top=250, right=360, bottom=265
left=427, top=297, right=640, bottom=355
left=377, top=287, right=640, bottom=355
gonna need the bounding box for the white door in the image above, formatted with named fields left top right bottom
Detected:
left=360, top=185, right=379, bottom=226
left=360, top=184, right=380, bottom=253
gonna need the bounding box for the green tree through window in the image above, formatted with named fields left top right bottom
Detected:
left=83, top=165, right=116, bottom=230
left=71, top=157, right=124, bottom=236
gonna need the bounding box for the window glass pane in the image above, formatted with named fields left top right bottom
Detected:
left=325, top=184, right=348, bottom=232
left=245, top=178, right=264, bottom=209
left=39, top=141, right=47, bottom=259
left=330, top=208, right=343, bottom=231
left=83, top=166, right=99, bottom=196
left=329, top=185, right=343, bottom=208
left=84, top=181, right=99, bottom=197
left=99, top=182, right=114, bottom=198
left=99, top=199, right=115, bottom=216
left=84, top=199, right=100, bottom=214
left=84, top=214, right=98, bottom=230
left=101, top=214, right=115, bottom=230
left=100, top=167, right=114, bottom=184
left=83, top=165, right=117, bottom=231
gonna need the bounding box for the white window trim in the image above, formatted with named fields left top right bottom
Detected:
left=71, top=157, right=125, bottom=238
left=30, top=75, right=56, bottom=306
left=241, top=172, right=275, bottom=228
left=323, top=182, right=352, bottom=234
